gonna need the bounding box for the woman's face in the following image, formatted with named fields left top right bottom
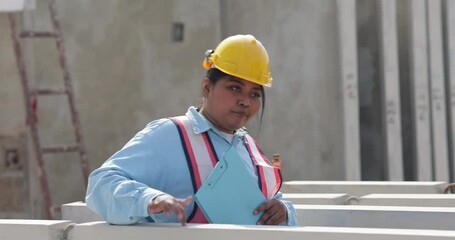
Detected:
left=201, top=75, right=262, bottom=133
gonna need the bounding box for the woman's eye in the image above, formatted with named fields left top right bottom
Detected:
left=251, top=93, right=262, bottom=98
left=231, top=86, right=241, bottom=92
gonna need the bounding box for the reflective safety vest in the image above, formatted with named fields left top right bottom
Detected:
left=171, top=116, right=282, bottom=223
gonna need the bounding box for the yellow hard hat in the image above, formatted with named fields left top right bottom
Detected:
left=202, top=34, right=273, bottom=87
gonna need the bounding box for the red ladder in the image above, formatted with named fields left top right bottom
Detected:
left=7, top=0, right=89, bottom=219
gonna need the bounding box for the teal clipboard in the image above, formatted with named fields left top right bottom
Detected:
left=194, top=147, right=266, bottom=225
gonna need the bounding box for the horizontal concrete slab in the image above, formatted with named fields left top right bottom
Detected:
left=68, top=221, right=455, bottom=240
left=282, top=193, right=349, bottom=205
left=0, top=0, right=24, bottom=12
left=355, top=194, right=455, bottom=207
left=0, top=219, right=71, bottom=240
left=295, top=204, right=455, bottom=230
left=282, top=181, right=447, bottom=196
left=62, top=195, right=348, bottom=224
left=62, top=201, right=103, bottom=223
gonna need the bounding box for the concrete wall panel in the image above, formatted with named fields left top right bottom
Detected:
left=220, top=0, right=344, bottom=180
left=1, top=0, right=221, bottom=218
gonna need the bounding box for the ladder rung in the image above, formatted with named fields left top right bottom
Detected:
left=42, top=145, right=80, bottom=154
left=20, top=31, right=57, bottom=38
left=35, top=88, right=67, bottom=95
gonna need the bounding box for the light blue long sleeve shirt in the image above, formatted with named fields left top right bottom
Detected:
left=85, top=106, right=297, bottom=226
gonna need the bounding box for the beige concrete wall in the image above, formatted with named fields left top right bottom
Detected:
left=56, top=0, right=221, bottom=167
left=2, top=0, right=346, bottom=218
left=1, top=0, right=221, bottom=218
left=0, top=14, right=25, bottom=136
left=0, top=14, right=31, bottom=218
left=0, top=0, right=393, bottom=218
left=2, top=0, right=455, bottom=219
left=220, top=0, right=345, bottom=180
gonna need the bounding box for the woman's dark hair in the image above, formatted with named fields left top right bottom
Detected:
left=205, top=68, right=266, bottom=132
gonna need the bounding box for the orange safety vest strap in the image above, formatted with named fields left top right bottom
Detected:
left=244, top=134, right=282, bottom=199
left=171, top=116, right=218, bottom=223
left=172, top=116, right=282, bottom=223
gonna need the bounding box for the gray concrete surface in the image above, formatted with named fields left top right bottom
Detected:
left=0, top=219, right=70, bottom=240
left=354, top=194, right=455, bottom=207
left=282, top=193, right=349, bottom=205
left=61, top=202, right=102, bottom=224
left=295, top=204, right=455, bottom=230
left=68, top=222, right=455, bottom=240
left=282, top=181, right=447, bottom=196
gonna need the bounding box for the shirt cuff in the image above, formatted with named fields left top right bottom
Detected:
left=136, top=188, right=165, bottom=219
left=281, top=200, right=298, bottom=226
left=145, top=193, right=176, bottom=223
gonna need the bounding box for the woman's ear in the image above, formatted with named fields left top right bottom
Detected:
left=201, top=77, right=211, bottom=98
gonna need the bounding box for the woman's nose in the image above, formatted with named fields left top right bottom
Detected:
left=238, top=95, right=250, bottom=107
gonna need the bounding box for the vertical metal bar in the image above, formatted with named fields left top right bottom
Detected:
left=7, top=13, right=53, bottom=220
left=378, top=0, right=404, bottom=180
left=444, top=0, right=455, bottom=182
left=409, top=0, right=433, bottom=180
left=427, top=0, right=450, bottom=181
left=336, top=0, right=361, bottom=180
left=47, top=0, right=90, bottom=186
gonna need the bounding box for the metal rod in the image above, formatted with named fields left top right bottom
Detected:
left=42, top=145, right=80, bottom=154
left=35, top=88, right=67, bottom=95
left=20, top=31, right=57, bottom=38
left=7, top=13, right=53, bottom=220
left=47, top=0, right=90, bottom=187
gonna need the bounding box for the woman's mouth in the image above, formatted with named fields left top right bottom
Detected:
left=231, top=111, right=247, bottom=118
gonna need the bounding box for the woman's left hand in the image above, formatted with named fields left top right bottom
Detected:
left=254, top=198, right=287, bottom=225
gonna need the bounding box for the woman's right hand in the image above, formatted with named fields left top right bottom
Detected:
left=148, top=194, right=193, bottom=226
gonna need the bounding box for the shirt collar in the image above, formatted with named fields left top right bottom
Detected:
left=185, top=106, right=248, bottom=138
left=185, top=106, right=211, bottom=134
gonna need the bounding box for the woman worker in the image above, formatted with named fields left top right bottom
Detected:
left=85, top=34, right=297, bottom=226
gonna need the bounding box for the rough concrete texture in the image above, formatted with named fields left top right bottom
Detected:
left=356, top=194, right=455, bottom=207
left=2, top=219, right=455, bottom=240
left=282, top=193, right=349, bottom=205
left=0, top=219, right=70, bottom=240
left=61, top=202, right=102, bottom=224
left=1, top=0, right=454, bottom=219
left=1, top=0, right=221, bottom=218
left=69, top=222, right=455, bottom=240
left=0, top=14, right=26, bottom=136
left=281, top=181, right=447, bottom=196
left=220, top=0, right=345, bottom=180
left=1, top=0, right=346, bottom=218
left=295, top=204, right=455, bottom=230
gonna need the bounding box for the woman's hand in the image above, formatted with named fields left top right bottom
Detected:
left=148, top=194, right=193, bottom=226
left=254, top=198, right=287, bottom=225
